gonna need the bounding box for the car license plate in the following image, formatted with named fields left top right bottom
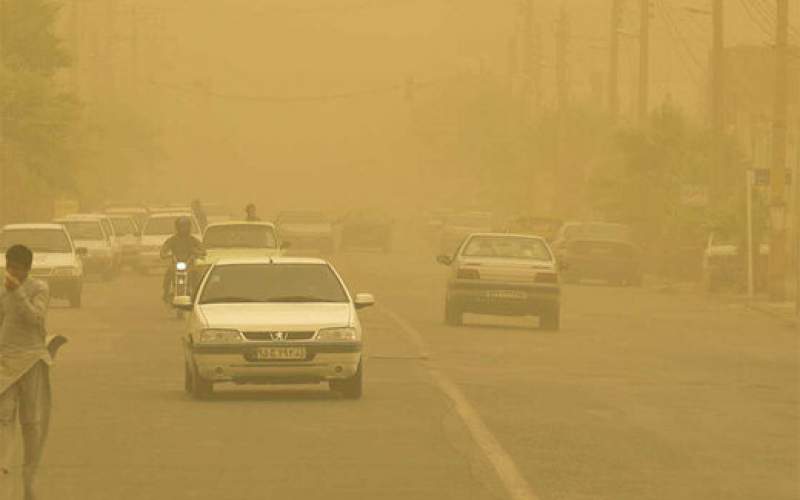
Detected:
left=255, top=347, right=306, bottom=360
left=486, top=290, right=527, bottom=300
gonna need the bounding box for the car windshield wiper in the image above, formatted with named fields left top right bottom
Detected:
left=266, top=295, right=340, bottom=303
left=200, top=296, right=263, bottom=304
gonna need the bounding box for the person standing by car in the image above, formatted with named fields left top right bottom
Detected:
left=159, top=217, right=205, bottom=303
left=245, top=203, right=261, bottom=222
left=191, top=199, right=208, bottom=231
left=0, top=245, right=53, bottom=499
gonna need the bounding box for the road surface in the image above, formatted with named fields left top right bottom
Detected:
left=2, top=243, right=797, bottom=500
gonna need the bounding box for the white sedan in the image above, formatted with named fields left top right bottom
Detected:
left=178, top=257, right=374, bottom=399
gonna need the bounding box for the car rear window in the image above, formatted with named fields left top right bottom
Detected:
left=61, top=221, right=105, bottom=241
left=0, top=229, right=72, bottom=253
left=462, top=236, right=552, bottom=261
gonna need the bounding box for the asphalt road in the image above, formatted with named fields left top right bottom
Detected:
left=2, top=240, right=798, bottom=500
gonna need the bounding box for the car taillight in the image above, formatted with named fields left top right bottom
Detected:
left=457, top=268, right=480, bottom=279
left=534, top=272, right=558, bottom=284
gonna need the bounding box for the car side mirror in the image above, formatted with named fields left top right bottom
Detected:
left=436, top=255, right=452, bottom=266
left=76, top=247, right=88, bottom=257
left=354, top=293, right=375, bottom=310
left=173, top=295, right=193, bottom=310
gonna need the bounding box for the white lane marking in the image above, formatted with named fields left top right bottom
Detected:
left=377, top=306, right=540, bottom=500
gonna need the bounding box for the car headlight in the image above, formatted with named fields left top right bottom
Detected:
left=196, top=329, right=243, bottom=344
left=316, top=327, right=358, bottom=341
left=52, top=267, right=77, bottom=277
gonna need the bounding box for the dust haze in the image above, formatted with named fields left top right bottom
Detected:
left=0, top=1, right=798, bottom=499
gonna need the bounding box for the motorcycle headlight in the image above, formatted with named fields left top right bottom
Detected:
left=52, top=267, right=77, bottom=276
left=196, top=329, right=243, bottom=344
left=316, top=327, right=358, bottom=341
left=176, top=261, right=188, bottom=271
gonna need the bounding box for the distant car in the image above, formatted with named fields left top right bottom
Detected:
left=138, top=212, right=202, bottom=274
left=437, top=233, right=561, bottom=330
left=197, top=221, right=285, bottom=267
left=504, top=215, right=563, bottom=243
left=340, top=210, right=394, bottom=253
left=276, top=211, right=335, bottom=254
left=701, top=231, right=768, bottom=292
left=107, top=214, right=142, bottom=268
left=0, top=224, right=85, bottom=307
left=54, top=215, right=118, bottom=280
left=105, top=205, right=149, bottom=230
left=440, top=212, right=494, bottom=256
left=552, top=222, right=642, bottom=286
left=178, top=257, right=374, bottom=399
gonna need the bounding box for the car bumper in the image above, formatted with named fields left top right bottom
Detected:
left=187, top=342, right=362, bottom=384
left=448, top=280, right=560, bottom=315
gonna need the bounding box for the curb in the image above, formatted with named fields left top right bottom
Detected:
left=746, top=302, right=798, bottom=328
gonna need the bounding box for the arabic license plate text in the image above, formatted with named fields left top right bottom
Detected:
left=255, top=347, right=306, bottom=360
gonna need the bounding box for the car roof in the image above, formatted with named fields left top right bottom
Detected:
left=214, top=256, right=328, bottom=266
left=57, top=213, right=108, bottom=221
left=147, top=211, right=193, bottom=218
left=2, top=223, right=66, bottom=231
left=467, top=232, right=547, bottom=241
left=205, top=221, right=276, bottom=229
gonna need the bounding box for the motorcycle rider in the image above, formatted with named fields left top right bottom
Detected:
left=159, top=217, right=205, bottom=303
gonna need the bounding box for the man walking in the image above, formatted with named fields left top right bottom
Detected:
left=0, top=245, right=53, bottom=500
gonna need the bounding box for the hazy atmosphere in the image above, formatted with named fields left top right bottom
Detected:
left=0, top=1, right=799, bottom=499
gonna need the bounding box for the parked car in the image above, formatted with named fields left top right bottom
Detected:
left=340, top=209, right=394, bottom=253
left=437, top=233, right=561, bottom=330
left=552, top=222, right=642, bottom=286
left=177, top=257, right=374, bottom=399
left=197, top=221, right=285, bottom=267
left=276, top=211, right=335, bottom=254
left=138, top=212, right=202, bottom=274
left=105, top=205, right=149, bottom=230
left=0, top=223, right=85, bottom=307
left=439, top=212, right=494, bottom=256
left=701, top=231, right=768, bottom=292
left=54, top=215, right=118, bottom=280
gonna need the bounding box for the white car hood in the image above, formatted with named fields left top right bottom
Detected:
left=280, top=223, right=332, bottom=235
left=198, top=303, right=352, bottom=330
left=0, top=252, right=77, bottom=269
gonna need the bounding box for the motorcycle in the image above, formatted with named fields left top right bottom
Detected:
left=171, top=258, right=192, bottom=319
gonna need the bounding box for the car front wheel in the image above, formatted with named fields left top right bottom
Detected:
left=540, top=307, right=561, bottom=331
left=330, top=362, right=362, bottom=399
left=445, top=298, right=463, bottom=326
left=189, top=362, right=213, bottom=399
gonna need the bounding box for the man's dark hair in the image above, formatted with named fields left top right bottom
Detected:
left=6, top=244, right=33, bottom=269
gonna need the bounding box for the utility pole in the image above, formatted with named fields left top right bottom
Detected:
left=608, top=0, right=622, bottom=119
left=711, top=0, right=724, bottom=202
left=769, top=0, right=789, bottom=301
left=554, top=3, right=569, bottom=214
left=638, top=0, right=650, bottom=126
left=0, top=0, right=6, bottom=225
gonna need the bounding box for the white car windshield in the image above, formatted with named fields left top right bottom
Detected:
left=61, top=221, right=105, bottom=241
left=462, top=236, right=552, bottom=261
left=199, top=263, right=348, bottom=304
left=110, top=217, right=137, bottom=236
left=0, top=229, right=72, bottom=253
left=204, top=225, right=277, bottom=249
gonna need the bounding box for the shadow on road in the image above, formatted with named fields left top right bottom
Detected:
left=167, top=388, right=345, bottom=403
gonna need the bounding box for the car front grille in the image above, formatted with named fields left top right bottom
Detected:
left=243, top=331, right=316, bottom=341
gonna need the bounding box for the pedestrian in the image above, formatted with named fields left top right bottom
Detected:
left=0, top=244, right=56, bottom=500
left=245, top=203, right=261, bottom=222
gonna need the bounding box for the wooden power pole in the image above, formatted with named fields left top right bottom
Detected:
left=638, top=0, right=650, bottom=126
left=769, top=0, right=789, bottom=301
left=608, top=0, right=622, bottom=119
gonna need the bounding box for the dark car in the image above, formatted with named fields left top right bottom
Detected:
left=340, top=210, right=394, bottom=253
left=552, top=222, right=642, bottom=286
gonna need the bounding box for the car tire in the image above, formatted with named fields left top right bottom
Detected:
left=190, top=363, right=213, bottom=399
left=68, top=285, right=82, bottom=308
left=540, top=308, right=560, bottom=331
left=330, top=362, right=362, bottom=399
left=445, top=298, right=463, bottom=326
